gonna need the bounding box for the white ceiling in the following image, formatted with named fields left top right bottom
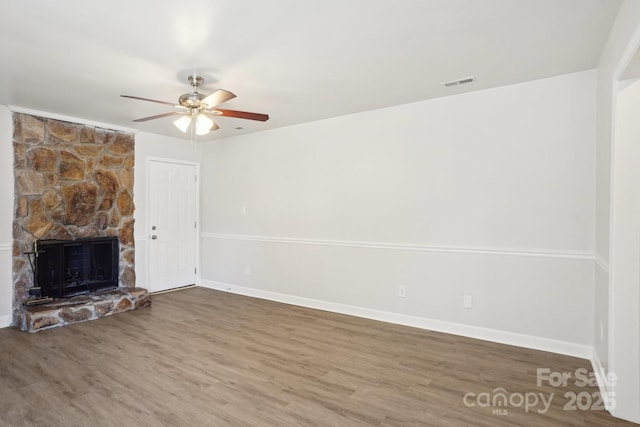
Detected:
left=0, top=0, right=621, bottom=141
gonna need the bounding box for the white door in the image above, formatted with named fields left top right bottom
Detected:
left=148, top=160, right=197, bottom=292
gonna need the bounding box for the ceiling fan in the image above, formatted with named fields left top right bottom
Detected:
left=121, top=75, right=269, bottom=136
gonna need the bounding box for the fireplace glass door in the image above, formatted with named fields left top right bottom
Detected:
left=36, top=237, right=119, bottom=298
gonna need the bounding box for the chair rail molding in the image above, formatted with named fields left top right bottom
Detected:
left=202, top=232, right=594, bottom=261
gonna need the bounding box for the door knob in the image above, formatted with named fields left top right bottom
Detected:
left=151, top=235, right=158, bottom=240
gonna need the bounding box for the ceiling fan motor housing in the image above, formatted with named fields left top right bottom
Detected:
left=179, top=92, right=206, bottom=108
left=178, top=75, right=207, bottom=108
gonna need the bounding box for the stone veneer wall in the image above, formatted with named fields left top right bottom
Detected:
left=12, top=113, right=136, bottom=318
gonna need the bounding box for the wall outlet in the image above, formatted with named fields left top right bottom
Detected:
left=463, top=295, right=473, bottom=309
left=398, top=285, right=406, bottom=298
left=241, top=205, right=247, bottom=215
left=244, top=265, right=251, bottom=275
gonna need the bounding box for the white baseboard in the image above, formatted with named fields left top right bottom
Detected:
left=591, top=353, right=616, bottom=412
left=591, top=355, right=609, bottom=407
left=0, top=314, right=13, bottom=328
left=198, top=279, right=593, bottom=360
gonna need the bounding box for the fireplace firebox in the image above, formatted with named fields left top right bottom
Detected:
left=35, top=237, right=119, bottom=298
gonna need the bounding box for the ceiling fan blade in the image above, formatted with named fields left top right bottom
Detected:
left=210, top=108, right=269, bottom=122
left=132, top=111, right=184, bottom=122
left=201, top=89, right=236, bottom=108
left=121, top=95, right=183, bottom=108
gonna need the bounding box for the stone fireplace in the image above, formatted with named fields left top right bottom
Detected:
left=12, top=113, right=150, bottom=331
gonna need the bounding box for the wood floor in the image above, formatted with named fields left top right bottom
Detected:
left=0, top=287, right=637, bottom=427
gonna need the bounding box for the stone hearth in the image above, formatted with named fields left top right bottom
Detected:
left=12, top=113, right=150, bottom=329
left=20, top=287, right=151, bottom=332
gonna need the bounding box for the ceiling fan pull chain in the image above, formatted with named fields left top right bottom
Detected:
left=190, top=116, right=195, bottom=144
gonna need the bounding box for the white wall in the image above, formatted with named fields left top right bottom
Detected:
left=133, top=132, right=201, bottom=289
left=199, top=70, right=596, bottom=356
left=595, top=1, right=640, bottom=422
left=0, top=106, right=14, bottom=326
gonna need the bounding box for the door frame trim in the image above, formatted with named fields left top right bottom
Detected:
left=145, top=157, right=200, bottom=292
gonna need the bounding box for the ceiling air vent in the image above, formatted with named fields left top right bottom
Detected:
left=442, top=76, right=475, bottom=87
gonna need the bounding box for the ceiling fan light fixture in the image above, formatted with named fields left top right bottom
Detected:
left=174, top=115, right=191, bottom=133
left=195, top=114, right=214, bottom=135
